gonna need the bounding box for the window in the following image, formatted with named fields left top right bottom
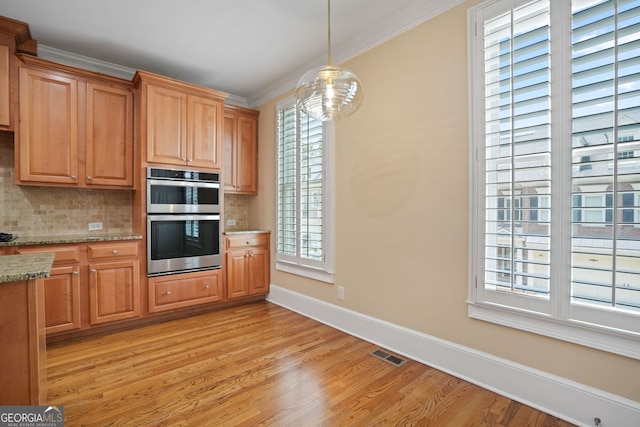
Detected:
left=276, top=95, right=334, bottom=283
left=469, top=0, right=640, bottom=358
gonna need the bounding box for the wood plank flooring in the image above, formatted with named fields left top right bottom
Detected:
left=46, top=301, right=575, bottom=426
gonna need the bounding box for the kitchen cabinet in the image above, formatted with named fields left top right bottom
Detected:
left=88, top=242, right=141, bottom=325
left=134, top=70, right=227, bottom=170
left=0, top=276, right=46, bottom=405
left=225, top=233, right=270, bottom=299
left=12, top=241, right=142, bottom=332
left=16, top=55, right=134, bottom=188
left=223, top=105, right=259, bottom=194
left=16, top=245, right=82, bottom=334
left=0, top=16, right=36, bottom=133
left=148, top=269, right=223, bottom=313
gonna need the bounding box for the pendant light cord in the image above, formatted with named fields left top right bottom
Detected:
left=327, top=0, right=332, bottom=65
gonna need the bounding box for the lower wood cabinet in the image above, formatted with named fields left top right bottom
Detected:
left=87, top=242, right=140, bottom=324
left=148, top=269, right=223, bottom=313
left=44, top=265, right=81, bottom=333
left=16, top=245, right=82, bottom=334
left=89, top=260, right=140, bottom=325
left=225, top=233, right=270, bottom=299
left=0, top=277, right=46, bottom=405
left=14, top=240, right=142, bottom=333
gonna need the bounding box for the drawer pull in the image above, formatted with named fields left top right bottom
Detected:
left=205, top=284, right=210, bottom=289
left=87, top=176, right=92, bottom=180
left=166, top=291, right=172, bottom=296
left=112, top=249, right=118, bottom=254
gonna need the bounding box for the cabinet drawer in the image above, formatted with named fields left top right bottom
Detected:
left=87, top=242, right=138, bottom=261
left=16, top=245, right=81, bottom=265
left=225, top=233, right=269, bottom=249
left=148, top=270, right=222, bottom=313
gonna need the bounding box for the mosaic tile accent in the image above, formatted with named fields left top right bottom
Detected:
left=0, top=142, right=133, bottom=237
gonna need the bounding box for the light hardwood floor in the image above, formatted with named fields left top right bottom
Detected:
left=46, top=301, right=574, bottom=426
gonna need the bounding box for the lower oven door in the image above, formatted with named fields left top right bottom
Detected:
left=147, top=214, right=221, bottom=276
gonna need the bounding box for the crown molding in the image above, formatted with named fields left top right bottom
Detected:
left=247, top=0, right=467, bottom=108
left=37, top=45, right=249, bottom=108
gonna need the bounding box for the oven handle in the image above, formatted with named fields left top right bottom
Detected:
left=147, top=178, right=220, bottom=189
left=147, top=214, right=221, bottom=222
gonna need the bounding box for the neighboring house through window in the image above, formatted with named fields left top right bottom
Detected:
left=469, top=0, right=640, bottom=358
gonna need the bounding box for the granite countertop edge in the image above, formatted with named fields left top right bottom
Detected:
left=0, top=252, right=55, bottom=284
left=0, top=233, right=143, bottom=247
left=223, top=230, right=271, bottom=235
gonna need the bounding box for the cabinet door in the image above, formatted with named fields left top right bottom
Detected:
left=188, top=95, right=222, bottom=169
left=85, top=82, right=134, bottom=187
left=226, top=250, right=249, bottom=299
left=223, top=113, right=237, bottom=191
left=0, top=44, right=9, bottom=129
left=89, top=260, right=140, bottom=325
left=236, top=114, right=258, bottom=193
left=248, top=248, right=269, bottom=295
left=146, top=84, right=187, bottom=166
left=44, top=265, right=81, bottom=334
left=18, top=67, right=78, bottom=184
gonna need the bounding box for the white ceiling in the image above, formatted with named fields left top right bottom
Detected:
left=1, top=0, right=463, bottom=107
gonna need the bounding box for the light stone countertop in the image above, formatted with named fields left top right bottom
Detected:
left=0, top=233, right=142, bottom=247
left=0, top=252, right=55, bottom=284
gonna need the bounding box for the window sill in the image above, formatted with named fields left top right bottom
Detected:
left=468, top=301, right=640, bottom=360
left=276, top=261, right=334, bottom=284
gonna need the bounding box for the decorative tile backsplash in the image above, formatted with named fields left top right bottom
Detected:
left=0, top=141, right=132, bottom=237
left=223, top=194, right=249, bottom=231
left=1, top=138, right=250, bottom=236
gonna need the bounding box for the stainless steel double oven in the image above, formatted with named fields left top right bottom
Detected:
left=146, top=167, right=221, bottom=276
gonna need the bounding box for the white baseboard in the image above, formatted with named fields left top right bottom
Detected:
left=267, top=284, right=640, bottom=427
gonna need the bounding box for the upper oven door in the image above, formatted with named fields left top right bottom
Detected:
left=147, top=179, right=220, bottom=214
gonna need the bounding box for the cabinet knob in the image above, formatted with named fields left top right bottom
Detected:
left=71, top=175, right=77, bottom=180
left=72, top=271, right=79, bottom=276
left=188, top=158, right=193, bottom=163
left=90, top=269, right=96, bottom=274
left=112, top=249, right=118, bottom=254
left=87, top=176, right=92, bottom=180
left=205, top=284, right=210, bottom=289
left=166, top=290, right=172, bottom=296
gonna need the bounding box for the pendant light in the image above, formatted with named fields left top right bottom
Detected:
left=295, top=0, right=364, bottom=121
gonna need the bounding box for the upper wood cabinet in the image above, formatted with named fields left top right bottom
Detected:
left=134, top=70, right=227, bottom=170
left=0, top=16, right=36, bottom=134
left=224, top=105, right=259, bottom=194
left=16, top=55, right=134, bottom=188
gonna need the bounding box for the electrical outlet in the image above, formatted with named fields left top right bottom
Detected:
left=226, top=219, right=236, bottom=226
left=338, top=286, right=345, bottom=300
left=88, top=222, right=103, bottom=231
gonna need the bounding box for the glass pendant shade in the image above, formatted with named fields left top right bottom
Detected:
left=295, top=64, right=364, bottom=121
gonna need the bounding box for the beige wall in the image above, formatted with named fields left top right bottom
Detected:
left=250, top=1, right=640, bottom=402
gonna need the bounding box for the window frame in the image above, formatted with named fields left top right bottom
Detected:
left=275, top=95, right=335, bottom=283
left=468, top=0, right=640, bottom=360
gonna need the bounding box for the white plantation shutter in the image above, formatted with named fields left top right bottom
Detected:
left=570, top=0, right=640, bottom=326
left=470, top=0, right=640, bottom=357
left=276, top=96, right=334, bottom=282
left=481, top=0, right=552, bottom=313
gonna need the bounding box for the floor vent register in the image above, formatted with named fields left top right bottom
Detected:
left=370, top=349, right=407, bottom=367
